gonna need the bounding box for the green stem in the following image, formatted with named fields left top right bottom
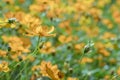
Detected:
left=11, top=36, right=40, bottom=80
left=14, top=60, right=29, bottom=80
left=79, top=52, right=85, bottom=64
left=6, top=72, right=10, bottom=80
left=14, top=36, right=40, bottom=80
left=13, top=36, right=40, bottom=68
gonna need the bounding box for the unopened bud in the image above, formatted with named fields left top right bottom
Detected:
left=8, top=18, right=18, bottom=24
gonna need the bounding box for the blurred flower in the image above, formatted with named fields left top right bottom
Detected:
left=101, top=32, right=116, bottom=40
left=95, top=42, right=110, bottom=56
left=102, top=19, right=113, bottom=29
left=74, top=43, right=85, bottom=52
left=79, top=16, right=91, bottom=25
left=2, top=36, right=31, bottom=61
left=81, top=26, right=99, bottom=37
left=89, top=8, right=102, bottom=22
left=0, top=61, right=10, bottom=72
left=59, top=20, right=72, bottom=34
left=58, top=35, right=73, bottom=43
left=80, top=57, right=93, bottom=64
left=104, top=75, right=110, bottom=80
left=32, top=65, right=40, bottom=71
left=117, top=67, right=120, bottom=75
left=25, top=26, right=56, bottom=37
left=67, top=77, right=79, bottom=80
left=40, top=41, right=55, bottom=54
left=109, top=58, right=116, bottom=64
left=40, top=61, right=64, bottom=80
left=19, top=0, right=25, bottom=3
left=0, top=50, right=7, bottom=57
left=99, top=49, right=110, bottom=57
left=112, top=11, right=120, bottom=24
left=97, top=0, right=111, bottom=8
left=2, top=36, right=31, bottom=53
left=21, top=14, right=41, bottom=27
left=5, top=12, right=25, bottom=21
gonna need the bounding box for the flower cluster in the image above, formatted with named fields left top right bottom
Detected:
left=0, top=0, right=120, bottom=80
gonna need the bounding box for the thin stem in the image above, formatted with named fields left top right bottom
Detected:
left=13, top=36, right=40, bottom=68
left=14, top=36, right=40, bottom=80
left=10, top=36, right=41, bottom=80
left=79, top=52, right=85, bottom=64
left=14, top=60, right=29, bottom=80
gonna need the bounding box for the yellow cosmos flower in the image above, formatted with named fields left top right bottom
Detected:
left=58, top=35, right=72, bottom=43
left=40, top=41, right=55, bottom=54
left=40, top=61, right=64, bottom=80
left=0, top=50, right=7, bottom=57
left=0, top=61, right=10, bottom=72
left=80, top=57, right=93, bottom=64
left=25, top=26, right=56, bottom=37
left=2, top=36, right=31, bottom=53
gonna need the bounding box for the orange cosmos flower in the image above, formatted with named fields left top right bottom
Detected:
left=0, top=50, right=7, bottom=57
left=80, top=57, right=93, bottom=64
left=40, top=41, right=55, bottom=54
left=0, top=61, right=10, bottom=72
left=40, top=61, right=64, bottom=80
left=25, top=26, right=56, bottom=37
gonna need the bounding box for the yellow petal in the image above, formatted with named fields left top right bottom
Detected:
left=47, top=26, right=55, bottom=33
